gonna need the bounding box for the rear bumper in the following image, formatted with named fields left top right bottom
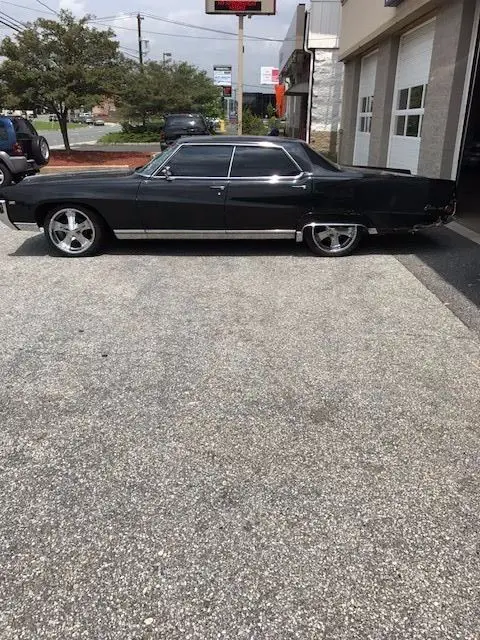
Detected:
left=413, top=213, right=455, bottom=231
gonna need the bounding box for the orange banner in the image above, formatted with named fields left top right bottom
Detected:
left=275, top=84, right=285, bottom=117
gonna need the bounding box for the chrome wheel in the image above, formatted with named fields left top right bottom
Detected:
left=40, top=138, right=50, bottom=161
left=48, top=208, right=95, bottom=255
left=311, top=225, right=358, bottom=254
left=0, top=169, right=4, bottom=186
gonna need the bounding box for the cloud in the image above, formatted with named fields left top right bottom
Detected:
left=59, top=0, right=86, bottom=17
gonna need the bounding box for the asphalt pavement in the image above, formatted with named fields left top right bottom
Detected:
left=41, top=124, right=121, bottom=149
left=0, top=228, right=479, bottom=639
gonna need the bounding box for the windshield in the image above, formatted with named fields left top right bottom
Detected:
left=165, top=115, right=204, bottom=128
left=136, top=146, right=178, bottom=177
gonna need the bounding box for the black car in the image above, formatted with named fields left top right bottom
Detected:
left=0, top=136, right=455, bottom=258
left=161, top=114, right=213, bottom=148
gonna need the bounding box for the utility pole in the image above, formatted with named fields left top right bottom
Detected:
left=137, top=13, right=144, bottom=71
left=237, top=14, right=244, bottom=135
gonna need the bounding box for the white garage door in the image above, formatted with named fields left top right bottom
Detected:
left=353, top=52, right=378, bottom=166
left=388, top=20, right=435, bottom=174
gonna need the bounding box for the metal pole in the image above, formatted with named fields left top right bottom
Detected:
left=137, top=13, right=144, bottom=71
left=237, top=14, right=244, bottom=135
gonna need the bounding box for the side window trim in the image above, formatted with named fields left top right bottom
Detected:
left=151, top=143, right=234, bottom=179
left=227, top=144, right=303, bottom=179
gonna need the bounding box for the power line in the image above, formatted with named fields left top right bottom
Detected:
left=0, top=10, right=25, bottom=28
left=0, top=17, right=22, bottom=31
left=35, top=0, right=58, bottom=16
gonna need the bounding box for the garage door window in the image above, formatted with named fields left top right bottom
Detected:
left=359, top=95, right=374, bottom=133
left=394, top=84, right=427, bottom=138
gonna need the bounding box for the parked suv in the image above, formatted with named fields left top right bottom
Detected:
left=160, top=113, right=213, bottom=148
left=0, top=116, right=50, bottom=186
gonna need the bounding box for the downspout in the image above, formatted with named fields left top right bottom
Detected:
left=304, top=8, right=314, bottom=144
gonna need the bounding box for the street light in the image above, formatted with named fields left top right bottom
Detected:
left=163, top=52, right=172, bottom=64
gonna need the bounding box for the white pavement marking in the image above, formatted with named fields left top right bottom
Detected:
left=50, top=141, right=99, bottom=150
left=447, top=220, right=480, bottom=246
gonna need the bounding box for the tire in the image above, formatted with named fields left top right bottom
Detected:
left=0, top=163, right=13, bottom=187
left=43, top=206, right=105, bottom=257
left=304, top=224, right=362, bottom=257
left=31, top=136, right=50, bottom=165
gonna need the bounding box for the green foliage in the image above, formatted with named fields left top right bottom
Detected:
left=242, top=108, right=267, bottom=136
left=266, top=102, right=276, bottom=119
left=121, top=121, right=164, bottom=134
left=99, top=131, right=160, bottom=143
left=117, top=61, right=222, bottom=123
left=0, top=11, right=126, bottom=150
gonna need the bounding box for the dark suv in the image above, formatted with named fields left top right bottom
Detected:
left=0, top=116, right=50, bottom=186
left=160, top=113, right=213, bottom=148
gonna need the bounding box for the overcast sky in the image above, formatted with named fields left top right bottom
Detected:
left=0, top=0, right=300, bottom=92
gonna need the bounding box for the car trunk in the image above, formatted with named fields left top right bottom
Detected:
left=164, top=125, right=206, bottom=142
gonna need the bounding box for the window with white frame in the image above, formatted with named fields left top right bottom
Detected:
left=358, top=95, right=374, bottom=133
left=393, top=84, right=427, bottom=138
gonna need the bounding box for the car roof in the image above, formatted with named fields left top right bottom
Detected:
left=175, top=135, right=301, bottom=146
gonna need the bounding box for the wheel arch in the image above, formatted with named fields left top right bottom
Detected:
left=34, top=201, right=111, bottom=230
left=296, top=211, right=378, bottom=242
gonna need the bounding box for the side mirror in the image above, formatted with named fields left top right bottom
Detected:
left=161, top=166, right=173, bottom=180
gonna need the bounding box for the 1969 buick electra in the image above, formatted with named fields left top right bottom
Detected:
left=0, top=136, right=456, bottom=258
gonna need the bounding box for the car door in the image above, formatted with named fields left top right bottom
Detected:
left=137, top=144, right=233, bottom=232
left=225, top=145, right=311, bottom=236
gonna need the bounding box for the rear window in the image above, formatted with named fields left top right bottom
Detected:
left=302, top=144, right=341, bottom=172
left=0, top=121, right=9, bottom=141
left=165, top=115, right=205, bottom=129
left=9, top=117, right=37, bottom=137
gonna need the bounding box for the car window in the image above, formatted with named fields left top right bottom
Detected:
left=167, top=145, right=233, bottom=177
left=165, top=115, right=205, bottom=129
left=230, top=146, right=300, bottom=178
left=0, top=121, right=8, bottom=142
left=137, top=145, right=179, bottom=176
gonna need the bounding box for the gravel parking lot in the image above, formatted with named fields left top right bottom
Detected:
left=0, top=229, right=479, bottom=639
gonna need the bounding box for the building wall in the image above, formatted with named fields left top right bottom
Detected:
left=340, top=0, right=479, bottom=179
left=340, top=0, right=437, bottom=60
left=310, top=50, right=344, bottom=157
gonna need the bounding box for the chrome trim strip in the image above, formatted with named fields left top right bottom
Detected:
left=15, top=222, right=40, bottom=232
left=113, top=229, right=296, bottom=241
left=0, top=200, right=18, bottom=230
left=367, top=227, right=378, bottom=235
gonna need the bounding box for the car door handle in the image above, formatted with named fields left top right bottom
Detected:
left=209, top=185, right=225, bottom=190
left=291, top=184, right=307, bottom=190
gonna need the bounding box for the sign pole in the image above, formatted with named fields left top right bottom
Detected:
left=237, top=14, right=244, bottom=136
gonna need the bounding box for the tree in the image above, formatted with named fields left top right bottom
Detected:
left=117, top=61, right=222, bottom=123
left=0, top=11, right=126, bottom=151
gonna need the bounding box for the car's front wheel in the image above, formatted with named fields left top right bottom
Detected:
left=44, top=206, right=105, bottom=257
left=304, top=224, right=362, bottom=257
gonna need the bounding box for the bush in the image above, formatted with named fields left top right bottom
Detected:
left=121, top=121, right=164, bottom=134
left=98, top=131, right=160, bottom=143
left=242, top=109, right=267, bottom=136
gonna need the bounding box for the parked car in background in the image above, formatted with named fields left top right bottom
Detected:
left=160, top=113, right=212, bottom=148
left=84, top=116, right=94, bottom=125
left=0, top=116, right=50, bottom=186
left=93, top=119, right=105, bottom=126
left=49, top=114, right=58, bottom=122
left=0, top=136, right=455, bottom=258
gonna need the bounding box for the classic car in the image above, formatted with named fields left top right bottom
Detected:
left=0, top=136, right=456, bottom=258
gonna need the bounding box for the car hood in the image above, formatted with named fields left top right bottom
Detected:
left=21, top=168, right=136, bottom=184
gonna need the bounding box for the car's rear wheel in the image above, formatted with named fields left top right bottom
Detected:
left=0, top=163, right=13, bottom=187
left=31, top=136, right=50, bottom=165
left=44, top=206, right=105, bottom=257
left=304, top=224, right=361, bottom=257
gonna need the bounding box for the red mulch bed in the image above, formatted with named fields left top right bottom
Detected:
left=50, top=150, right=154, bottom=167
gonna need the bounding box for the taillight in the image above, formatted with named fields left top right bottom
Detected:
left=11, top=142, right=23, bottom=156
left=160, top=131, right=165, bottom=141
